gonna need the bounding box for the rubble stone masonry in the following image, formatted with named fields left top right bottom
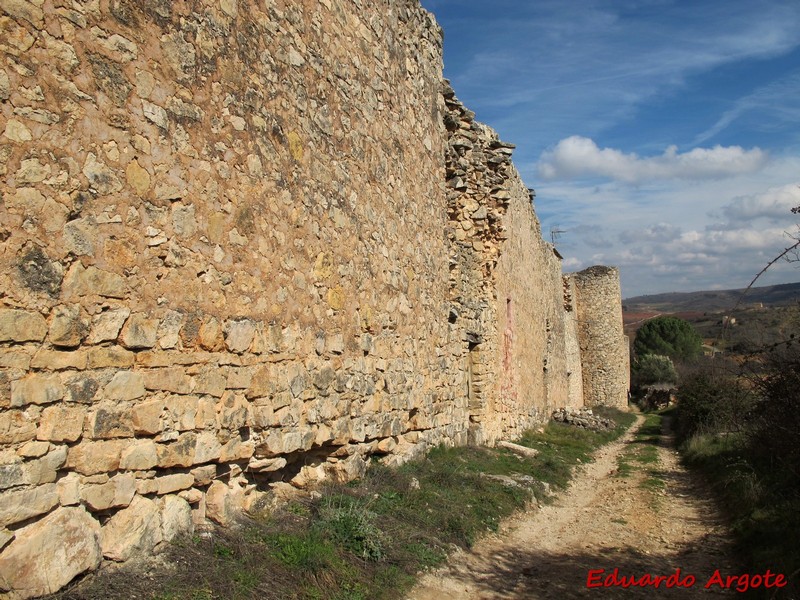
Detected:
left=0, top=0, right=628, bottom=597
left=573, top=266, right=630, bottom=408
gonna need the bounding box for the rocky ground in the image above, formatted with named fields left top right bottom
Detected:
left=406, top=414, right=740, bottom=599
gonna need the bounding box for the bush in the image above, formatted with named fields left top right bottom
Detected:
left=675, top=371, right=754, bottom=440
left=745, top=343, right=800, bottom=485
left=631, top=354, right=677, bottom=388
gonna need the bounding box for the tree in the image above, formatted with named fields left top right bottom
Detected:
left=633, top=316, right=702, bottom=362
left=632, top=354, right=678, bottom=388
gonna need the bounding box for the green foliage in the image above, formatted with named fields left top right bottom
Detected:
left=675, top=371, right=754, bottom=439
left=633, top=316, right=702, bottom=361
left=677, top=342, right=800, bottom=596
left=316, top=495, right=386, bottom=561
left=631, top=354, right=677, bottom=387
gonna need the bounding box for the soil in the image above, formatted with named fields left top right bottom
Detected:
left=406, top=414, right=740, bottom=599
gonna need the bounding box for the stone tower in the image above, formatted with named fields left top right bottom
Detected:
left=572, top=266, right=630, bottom=408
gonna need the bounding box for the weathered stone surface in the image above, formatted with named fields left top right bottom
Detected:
left=192, top=430, right=222, bottom=464
left=66, top=440, right=127, bottom=475
left=81, top=473, right=136, bottom=511
left=0, top=410, right=36, bottom=444
left=0, top=309, right=47, bottom=342
left=30, top=349, right=88, bottom=370
left=120, top=314, right=159, bottom=349
left=57, top=472, right=81, bottom=506
left=104, top=371, right=145, bottom=401
left=65, top=376, right=100, bottom=404
left=11, top=374, right=65, bottom=407
left=85, top=404, right=134, bottom=439
left=144, top=368, right=192, bottom=394
left=205, top=480, right=241, bottom=526
left=156, top=432, right=196, bottom=468
left=63, top=263, right=127, bottom=299
left=0, top=484, right=58, bottom=527
left=37, top=405, right=85, bottom=442
left=0, top=507, right=101, bottom=598
left=136, top=473, right=193, bottom=496
left=101, top=496, right=162, bottom=562
left=86, top=308, right=130, bottom=344
left=223, top=319, right=255, bottom=353
left=82, top=153, right=123, bottom=195
left=126, top=159, right=151, bottom=197
left=62, top=218, right=96, bottom=256
left=17, top=440, right=48, bottom=458
left=88, top=346, right=134, bottom=368
left=48, top=304, right=88, bottom=347
left=0, top=0, right=45, bottom=27
left=131, top=398, right=164, bottom=435
left=120, top=439, right=158, bottom=470
left=161, top=495, right=193, bottom=541
left=2, top=118, right=32, bottom=142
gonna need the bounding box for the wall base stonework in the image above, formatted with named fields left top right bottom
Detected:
left=0, top=1, right=629, bottom=596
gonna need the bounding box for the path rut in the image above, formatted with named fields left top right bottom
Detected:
left=406, top=413, right=739, bottom=599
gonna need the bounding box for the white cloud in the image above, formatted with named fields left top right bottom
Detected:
left=719, top=183, right=800, bottom=223
left=619, top=223, right=682, bottom=244
left=537, top=136, right=768, bottom=183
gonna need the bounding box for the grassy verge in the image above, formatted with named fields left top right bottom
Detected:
left=53, top=408, right=635, bottom=600
left=676, top=412, right=800, bottom=598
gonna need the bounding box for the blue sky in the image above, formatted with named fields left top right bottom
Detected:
left=419, top=0, right=800, bottom=298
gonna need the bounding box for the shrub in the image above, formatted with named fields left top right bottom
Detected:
left=676, top=371, right=754, bottom=440
left=631, top=354, right=677, bottom=388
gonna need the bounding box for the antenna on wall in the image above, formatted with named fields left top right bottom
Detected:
left=550, top=225, right=566, bottom=246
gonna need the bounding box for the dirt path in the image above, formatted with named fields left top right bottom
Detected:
left=406, top=414, right=739, bottom=599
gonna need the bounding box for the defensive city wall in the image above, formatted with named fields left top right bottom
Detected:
left=0, top=0, right=629, bottom=596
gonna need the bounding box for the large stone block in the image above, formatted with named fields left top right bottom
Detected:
left=0, top=506, right=101, bottom=599
left=86, top=308, right=130, bottom=344
left=131, top=398, right=164, bottom=435
left=37, top=405, right=85, bottom=442
left=119, top=439, right=158, bottom=470
left=63, top=263, right=127, bottom=299
left=104, top=371, right=145, bottom=401
left=120, top=314, right=159, bottom=349
left=0, top=410, right=36, bottom=444
left=143, top=368, right=193, bottom=394
left=85, top=404, right=134, bottom=439
left=10, top=374, right=65, bottom=407
left=161, top=495, right=193, bottom=542
left=100, top=495, right=162, bottom=562
left=81, top=473, right=136, bottom=511
left=47, top=304, right=88, bottom=347
left=0, top=484, right=58, bottom=527
left=223, top=319, right=256, bottom=353
left=156, top=432, right=197, bottom=468
left=0, top=309, right=47, bottom=343
left=66, top=440, right=127, bottom=475
left=88, top=346, right=135, bottom=368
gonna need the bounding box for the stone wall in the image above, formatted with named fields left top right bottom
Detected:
left=441, top=85, right=586, bottom=444
left=573, top=266, right=630, bottom=408
left=0, top=0, right=629, bottom=597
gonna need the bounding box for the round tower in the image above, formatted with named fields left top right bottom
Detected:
left=572, top=266, right=630, bottom=408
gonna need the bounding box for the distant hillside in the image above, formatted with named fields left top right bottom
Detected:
left=624, top=281, right=800, bottom=314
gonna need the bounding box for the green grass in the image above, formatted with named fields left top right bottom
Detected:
left=615, top=412, right=666, bottom=499
left=50, top=408, right=636, bottom=600
left=680, top=432, right=800, bottom=598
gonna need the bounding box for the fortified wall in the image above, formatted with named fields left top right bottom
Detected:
left=0, top=1, right=627, bottom=597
